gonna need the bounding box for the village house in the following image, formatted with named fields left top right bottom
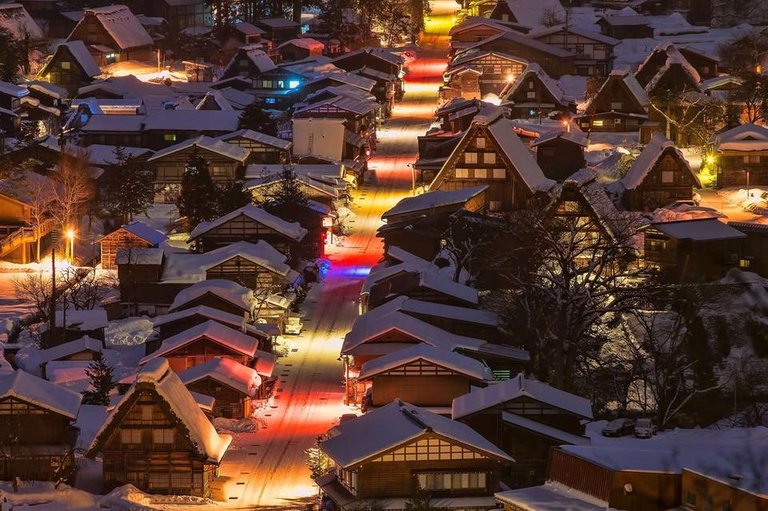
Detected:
left=138, top=0, right=210, bottom=34
left=100, top=220, right=166, bottom=270
left=39, top=336, right=105, bottom=379
left=140, top=319, right=261, bottom=373
left=87, top=358, right=231, bottom=496
left=429, top=112, right=555, bottom=212
left=578, top=69, right=649, bottom=133
left=612, top=135, right=701, bottom=211
left=245, top=165, right=344, bottom=208
left=148, top=135, right=250, bottom=201
left=188, top=204, right=307, bottom=258
left=729, top=222, right=768, bottom=277
left=254, top=17, right=300, bottom=46
left=712, top=123, right=768, bottom=187
left=488, top=0, right=565, bottom=30
left=331, top=48, right=405, bottom=99
left=66, top=5, right=154, bottom=66
left=680, top=467, right=768, bottom=511
left=277, top=38, right=325, bottom=62
left=529, top=25, right=619, bottom=77
left=643, top=218, right=746, bottom=283
left=43, top=309, right=109, bottom=347
left=452, top=374, right=592, bottom=488
left=643, top=51, right=702, bottom=98
left=0, top=370, right=82, bottom=482
left=214, top=129, right=291, bottom=164
left=531, top=128, right=588, bottom=182
left=357, top=344, right=490, bottom=412
left=179, top=357, right=263, bottom=418
left=37, top=41, right=102, bottom=96
left=0, top=81, right=26, bottom=136
left=499, top=63, right=573, bottom=120
left=167, top=279, right=254, bottom=319
left=635, top=43, right=716, bottom=89
left=448, top=17, right=528, bottom=55
left=597, top=14, right=655, bottom=40
left=443, top=50, right=528, bottom=100
left=150, top=305, right=272, bottom=346
left=315, top=400, right=514, bottom=511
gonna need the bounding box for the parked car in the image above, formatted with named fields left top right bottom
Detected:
left=601, top=418, right=635, bottom=437
left=634, top=418, right=657, bottom=438
left=284, top=314, right=304, bottom=335
left=339, top=413, right=358, bottom=425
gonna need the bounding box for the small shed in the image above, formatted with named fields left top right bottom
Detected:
left=100, top=220, right=166, bottom=270
left=179, top=357, right=263, bottom=418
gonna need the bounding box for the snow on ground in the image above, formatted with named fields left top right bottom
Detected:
left=105, top=317, right=155, bottom=347
left=75, top=404, right=110, bottom=450
left=0, top=481, right=99, bottom=511
left=213, top=417, right=258, bottom=433
left=717, top=187, right=768, bottom=213
left=0, top=261, right=45, bottom=331
left=139, top=204, right=178, bottom=235
left=557, top=75, right=588, bottom=103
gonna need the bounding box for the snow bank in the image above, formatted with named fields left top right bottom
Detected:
left=105, top=317, right=155, bottom=347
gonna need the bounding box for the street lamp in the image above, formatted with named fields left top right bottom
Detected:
left=745, top=169, right=751, bottom=200
left=407, top=163, right=416, bottom=196
left=66, top=229, right=75, bottom=262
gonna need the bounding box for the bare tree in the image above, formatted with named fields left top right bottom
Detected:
left=438, top=211, right=500, bottom=282
left=649, top=87, right=728, bottom=146
left=22, top=174, right=55, bottom=262
left=12, top=271, right=60, bottom=322
left=61, top=267, right=115, bottom=310
left=49, top=151, right=94, bottom=236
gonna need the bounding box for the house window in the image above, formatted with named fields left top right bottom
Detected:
left=592, top=120, right=604, bottom=127
left=492, top=168, right=505, bottom=179
left=648, top=239, right=666, bottom=251
left=164, top=134, right=177, bottom=142
left=417, top=472, right=487, bottom=491
left=482, top=152, right=496, bottom=164
left=211, top=166, right=228, bottom=177
left=120, top=429, right=142, bottom=444
left=464, top=152, right=478, bottom=164
left=528, top=81, right=534, bottom=90
left=148, top=473, right=169, bottom=490
left=475, top=168, right=488, bottom=178
left=455, top=168, right=470, bottom=178
left=153, top=429, right=175, bottom=444
left=277, top=80, right=285, bottom=88
left=575, top=44, right=585, bottom=55
left=489, top=200, right=502, bottom=211
left=475, top=137, right=485, bottom=148
left=265, top=97, right=277, bottom=105
left=262, top=80, right=273, bottom=88
left=170, top=472, right=192, bottom=488
left=743, top=155, right=760, bottom=163
left=61, top=61, right=71, bottom=70
left=527, top=91, right=536, bottom=99
left=563, top=200, right=580, bottom=213
left=740, top=258, right=751, bottom=269
left=614, top=118, right=622, bottom=125
left=661, top=171, right=675, bottom=183
left=610, top=102, right=623, bottom=110
left=238, top=59, right=249, bottom=68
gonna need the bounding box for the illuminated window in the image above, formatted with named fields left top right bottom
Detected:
left=661, top=171, right=674, bottom=183
left=610, top=102, right=622, bottom=110
left=455, top=168, right=470, bottom=178
left=171, top=472, right=191, bottom=488
left=482, top=152, right=496, bottom=164
left=277, top=80, right=285, bottom=88
left=262, top=80, right=273, bottom=88
left=563, top=200, right=580, bottom=213
left=121, top=429, right=142, bottom=444
left=61, top=61, right=71, bottom=70
left=149, top=473, right=169, bottom=490
left=489, top=200, right=502, bottom=211
left=474, top=168, right=487, bottom=178
left=743, top=155, right=760, bottom=163
left=153, top=429, right=175, bottom=444
left=592, top=120, right=604, bottom=127
left=211, top=166, right=228, bottom=177
left=288, top=80, right=300, bottom=89
left=492, top=168, right=505, bottom=179
left=740, top=259, right=751, bottom=268
left=417, top=472, right=487, bottom=490
left=475, top=137, right=485, bottom=148
left=464, top=152, right=478, bottom=164
left=527, top=91, right=536, bottom=99
left=265, top=98, right=277, bottom=105
left=164, top=134, right=176, bottom=142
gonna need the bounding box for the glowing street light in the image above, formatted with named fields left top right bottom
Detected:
left=66, top=228, right=75, bottom=262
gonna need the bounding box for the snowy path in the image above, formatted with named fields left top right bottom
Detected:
left=205, top=11, right=453, bottom=510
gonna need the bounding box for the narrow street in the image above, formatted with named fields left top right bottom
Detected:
left=212, top=4, right=454, bottom=509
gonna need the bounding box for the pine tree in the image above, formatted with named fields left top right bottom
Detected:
left=216, top=164, right=252, bottom=215
left=0, top=28, right=20, bottom=82
left=239, top=102, right=278, bottom=136
left=102, top=146, right=155, bottom=223
left=82, top=352, right=115, bottom=405
left=263, top=164, right=309, bottom=210
left=177, top=149, right=218, bottom=228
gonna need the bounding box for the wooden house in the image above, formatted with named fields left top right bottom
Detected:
left=458, top=31, right=574, bottom=78
left=316, top=400, right=513, bottom=511
left=167, top=279, right=254, bottom=318
left=254, top=18, right=300, bottom=46
left=597, top=15, right=654, bottom=40
left=636, top=43, right=701, bottom=90
left=0, top=171, right=56, bottom=264
left=643, top=53, right=702, bottom=97
left=140, top=319, right=260, bottom=373
left=66, top=5, right=154, bottom=65
left=188, top=204, right=307, bottom=256
left=277, top=38, right=324, bottom=62
left=729, top=222, right=768, bottom=277
left=615, top=135, right=701, bottom=211
left=643, top=218, right=746, bottom=283
left=179, top=357, right=262, bottom=418
left=214, top=129, right=291, bottom=164
left=448, top=17, right=527, bottom=55
left=38, top=41, right=101, bottom=96
left=100, top=220, right=166, bottom=270
left=713, top=123, right=768, bottom=187
left=0, top=370, right=82, bottom=482
left=364, top=266, right=479, bottom=313
left=678, top=47, right=719, bottom=80
left=0, top=81, right=25, bottom=138
left=680, top=468, right=768, bottom=511
left=150, top=305, right=271, bottom=344
left=265, top=200, right=330, bottom=259
left=530, top=26, right=618, bottom=77
left=531, top=129, right=588, bottom=182
left=499, top=63, right=573, bottom=120
left=390, top=293, right=500, bottom=341
left=429, top=112, right=555, bottom=212
left=116, top=247, right=170, bottom=316
left=44, top=309, right=108, bottom=347
left=331, top=48, right=405, bottom=99
left=140, top=0, right=210, bottom=34
left=219, top=45, right=277, bottom=80
left=453, top=374, right=592, bottom=488
left=39, top=336, right=105, bottom=378
left=148, top=135, right=250, bottom=195
left=488, top=0, right=565, bottom=30
left=357, top=344, right=489, bottom=411
left=578, top=69, right=649, bottom=133
left=87, top=358, right=231, bottom=496
left=443, top=50, right=527, bottom=100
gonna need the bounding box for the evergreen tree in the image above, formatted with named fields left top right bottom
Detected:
left=404, top=490, right=436, bottom=511
left=0, top=28, right=20, bottom=82
left=177, top=149, right=218, bottom=227
left=261, top=164, right=309, bottom=213
left=216, top=164, right=252, bottom=215
left=101, top=147, right=155, bottom=223
left=82, top=353, right=116, bottom=405
left=239, top=102, right=278, bottom=136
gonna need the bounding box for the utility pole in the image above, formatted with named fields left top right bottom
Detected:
left=49, top=245, right=57, bottom=347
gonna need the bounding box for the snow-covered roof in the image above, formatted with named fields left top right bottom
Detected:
left=215, top=129, right=292, bottom=150
left=236, top=45, right=277, bottom=73
left=141, top=320, right=260, bottom=364
left=40, top=336, right=104, bottom=364
left=279, top=37, right=324, bottom=51
left=622, top=135, right=701, bottom=190
left=531, top=128, right=588, bottom=148
left=0, top=3, right=43, bottom=40
left=91, top=358, right=231, bottom=463
left=714, top=123, right=768, bottom=151
left=41, top=41, right=101, bottom=78
left=320, top=399, right=513, bottom=468
left=195, top=90, right=234, bottom=111
left=77, top=5, right=153, bottom=49
left=399, top=297, right=500, bottom=327
left=304, top=72, right=376, bottom=92
left=169, top=279, right=254, bottom=314
left=502, top=63, right=566, bottom=106
left=0, top=370, right=82, bottom=419
left=342, top=306, right=486, bottom=356
left=148, top=135, right=249, bottom=162
left=452, top=373, right=593, bottom=420
left=645, top=47, right=702, bottom=94
left=382, top=186, right=487, bottom=222
left=295, top=94, right=377, bottom=115
left=529, top=24, right=619, bottom=46
left=143, top=110, right=240, bottom=131
left=651, top=218, right=747, bottom=242
left=358, top=344, right=489, bottom=381
left=257, top=17, right=299, bottom=28
left=190, top=391, right=216, bottom=412
left=0, top=81, right=28, bottom=98
left=496, top=482, right=610, bottom=511
left=332, top=47, right=403, bottom=68
left=418, top=270, right=478, bottom=305
left=161, top=241, right=292, bottom=284
left=179, top=357, right=261, bottom=397
left=448, top=16, right=520, bottom=37
left=150, top=305, right=269, bottom=339
left=189, top=204, right=307, bottom=242
left=502, top=412, right=590, bottom=445
left=586, top=69, right=649, bottom=115
left=114, top=220, right=167, bottom=245
left=55, top=308, right=108, bottom=330
left=45, top=361, right=92, bottom=388
left=487, top=118, right=555, bottom=193
left=499, top=0, right=565, bottom=29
